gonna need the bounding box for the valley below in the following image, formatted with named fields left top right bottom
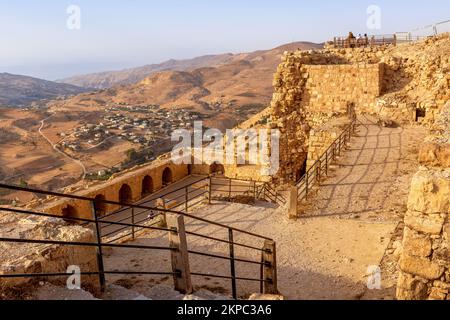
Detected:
left=0, top=41, right=322, bottom=203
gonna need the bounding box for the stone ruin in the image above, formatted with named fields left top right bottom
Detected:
left=1, top=34, right=449, bottom=300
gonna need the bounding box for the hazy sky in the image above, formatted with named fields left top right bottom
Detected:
left=1, top=0, right=448, bottom=80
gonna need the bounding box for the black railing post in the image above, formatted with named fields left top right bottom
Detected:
left=131, top=207, right=135, bottom=240
left=90, top=200, right=106, bottom=292
left=228, top=178, right=232, bottom=200
left=316, top=160, right=321, bottom=183
left=228, top=228, right=237, bottom=300
left=305, top=172, right=309, bottom=200
left=334, top=142, right=337, bottom=160
left=325, top=150, right=328, bottom=176
left=338, top=136, right=342, bottom=155
left=208, top=176, right=212, bottom=204
left=185, top=186, right=189, bottom=213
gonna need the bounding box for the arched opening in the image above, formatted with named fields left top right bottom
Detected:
left=210, top=162, right=225, bottom=175
left=119, top=184, right=133, bottom=204
left=296, top=159, right=308, bottom=182
left=141, top=175, right=154, bottom=197
left=415, top=108, right=426, bottom=122
left=162, top=167, right=173, bottom=186
left=94, top=194, right=107, bottom=216
left=61, top=205, right=78, bottom=223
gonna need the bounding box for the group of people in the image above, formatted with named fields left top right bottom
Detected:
left=346, top=32, right=370, bottom=47
left=345, top=32, right=370, bottom=48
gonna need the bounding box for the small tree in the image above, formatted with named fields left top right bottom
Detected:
left=19, top=178, right=28, bottom=188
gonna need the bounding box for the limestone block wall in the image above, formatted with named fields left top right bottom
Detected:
left=418, top=101, right=450, bottom=168
left=397, top=168, right=450, bottom=300
left=302, top=63, right=382, bottom=115
left=307, top=129, right=339, bottom=169
left=397, top=101, right=450, bottom=300
left=269, top=49, right=382, bottom=183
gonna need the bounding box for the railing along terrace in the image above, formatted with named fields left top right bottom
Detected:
left=99, top=175, right=286, bottom=243
left=0, top=183, right=278, bottom=300
left=332, top=34, right=399, bottom=48
left=296, top=120, right=357, bottom=203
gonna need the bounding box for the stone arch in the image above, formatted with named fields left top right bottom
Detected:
left=94, top=194, right=107, bottom=216
left=210, top=162, right=225, bottom=175
left=162, top=167, right=173, bottom=186
left=119, top=184, right=133, bottom=204
left=61, top=205, right=78, bottom=222
left=141, top=175, right=154, bottom=197
left=415, top=108, right=426, bottom=122
left=296, top=158, right=308, bottom=182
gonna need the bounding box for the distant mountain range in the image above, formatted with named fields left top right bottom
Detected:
left=53, top=42, right=323, bottom=113
left=58, top=41, right=323, bottom=90
left=0, top=73, right=87, bottom=107
left=0, top=41, right=322, bottom=109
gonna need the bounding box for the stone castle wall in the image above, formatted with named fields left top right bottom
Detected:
left=397, top=101, right=450, bottom=300
left=302, top=63, right=382, bottom=115
left=269, top=50, right=382, bottom=184
left=397, top=169, right=450, bottom=300
left=306, top=117, right=351, bottom=169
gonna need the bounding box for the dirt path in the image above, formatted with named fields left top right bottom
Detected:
left=102, top=115, right=427, bottom=300
left=38, top=115, right=87, bottom=179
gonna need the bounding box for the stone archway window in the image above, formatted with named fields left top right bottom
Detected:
left=415, top=108, right=426, bottom=122
left=119, top=184, right=133, bottom=204
left=162, top=167, right=173, bottom=186
left=141, top=175, right=154, bottom=197
left=61, top=205, right=78, bottom=223
left=94, top=194, right=107, bottom=216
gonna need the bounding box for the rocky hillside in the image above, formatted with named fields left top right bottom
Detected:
left=0, top=73, right=87, bottom=107
left=59, top=42, right=322, bottom=90
left=51, top=42, right=323, bottom=113
left=58, top=53, right=237, bottom=89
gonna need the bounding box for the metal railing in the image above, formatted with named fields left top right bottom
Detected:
left=296, top=121, right=357, bottom=203
left=0, top=183, right=278, bottom=300
left=333, top=34, right=398, bottom=48
left=332, top=20, right=450, bottom=48
left=98, top=175, right=286, bottom=243
left=210, top=176, right=287, bottom=206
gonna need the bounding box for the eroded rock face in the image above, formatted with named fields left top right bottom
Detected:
left=397, top=169, right=450, bottom=300
left=419, top=101, right=450, bottom=167
left=0, top=217, right=98, bottom=291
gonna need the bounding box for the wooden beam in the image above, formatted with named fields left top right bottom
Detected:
left=167, top=214, right=193, bottom=294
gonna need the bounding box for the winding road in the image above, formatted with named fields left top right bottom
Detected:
left=38, top=115, right=87, bottom=180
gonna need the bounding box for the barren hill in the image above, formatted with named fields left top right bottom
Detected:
left=0, top=73, right=87, bottom=107
left=59, top=42, right=322, bottom=89
left=53, top=42, right=323, bottom=114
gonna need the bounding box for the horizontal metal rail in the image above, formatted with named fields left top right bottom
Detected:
left=188, top=249, right=264, bottom=266
left=0, top=271, right=178, bottom=279
left=0, top=237, right=175, bottom=252
left=191, top=272, right=270, bottom=283
left=0, top=183, right=272, bottom=241
left=185, top=230, right=265, bottom=252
